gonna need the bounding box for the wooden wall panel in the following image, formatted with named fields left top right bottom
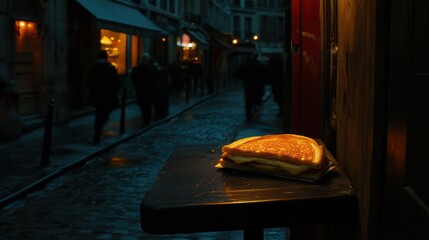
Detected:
left=336, top=0, right=377, bottom=239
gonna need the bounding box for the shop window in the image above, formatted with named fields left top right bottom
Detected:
left=233, top=0, right=241, bottom=8
left=169, top=0, right=175, bottom=13
left=131, top=35, right=139, bottom=68
left=245, top=17, right=253, bottom=39
left=100, top=29, right=127, bottom=75
left=160, top=0, right=167, bottom=10
left=15, top=20, right=38, bottom=52
left=233, top=16, right=241, bottom=36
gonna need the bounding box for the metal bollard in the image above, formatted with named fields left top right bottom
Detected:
left=120, top=87, right=126, bottom=135
left=40, top=98, right=55, bottom=167
left=185, top=76, right=190, bottom=105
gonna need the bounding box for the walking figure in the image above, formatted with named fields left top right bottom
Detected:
left=86, top=50, right=121, bottom=144
left=131, top=53, right=157, bottom=126
left=236, top=54, right=265, bottom=121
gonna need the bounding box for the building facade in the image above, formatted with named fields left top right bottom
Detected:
left=0, top=0, right=69, bottom=140
left=0, top=0, right=284, bottom=141
left=228, top=0, right=285, bottom=79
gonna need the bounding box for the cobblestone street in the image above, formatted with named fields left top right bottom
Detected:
left=0, top=87, right=288, bottom=239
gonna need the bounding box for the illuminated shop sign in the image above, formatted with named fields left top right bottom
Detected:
left=177, top=33, right=196, bottom=48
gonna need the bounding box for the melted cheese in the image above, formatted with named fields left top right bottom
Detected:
left=227, top=154, right=310, bottom=175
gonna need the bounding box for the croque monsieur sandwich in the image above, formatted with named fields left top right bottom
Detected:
left=216, top=134, right=329, bottom=181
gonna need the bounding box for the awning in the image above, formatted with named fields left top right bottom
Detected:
left=76, top=0, right=162, bottom=36
left=203, top=23, right=256, bottom=54
left=260, top=46, right=284, bottom=54
left=183, top=28, right=209, bottom=48
left=204, top=26, right=233, bottom=50
left=231, top=42, right=257, bottom=54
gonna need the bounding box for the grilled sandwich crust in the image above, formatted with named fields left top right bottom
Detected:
left=222, top=134, right=325, bottom=169
left=217, top=158, right=328, bottom=180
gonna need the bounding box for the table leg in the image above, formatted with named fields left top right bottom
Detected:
left=243, top=227, right=264, bottom=240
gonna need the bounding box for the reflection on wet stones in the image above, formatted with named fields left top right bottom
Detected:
left=107, top=156, right=129, bottom=167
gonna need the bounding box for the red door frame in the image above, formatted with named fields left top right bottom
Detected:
left=291, top=0, right=322, bottom=139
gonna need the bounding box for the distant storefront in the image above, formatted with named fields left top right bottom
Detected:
left=176, top=26, right=209, bottom=94
left=177, top=27, right=209, bottom=63
left=68, top=0, right=162, bottom=110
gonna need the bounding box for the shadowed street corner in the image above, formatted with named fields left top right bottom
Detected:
left=0, top=85, right=289, bottom=239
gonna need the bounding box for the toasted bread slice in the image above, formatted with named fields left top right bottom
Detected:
left=221, top=134, right=325, bottom=175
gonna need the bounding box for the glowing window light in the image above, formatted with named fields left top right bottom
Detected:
left=15, top=20, right=37, bottom=38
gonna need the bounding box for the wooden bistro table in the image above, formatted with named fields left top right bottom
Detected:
left=140, top=144, right=358, bottom=240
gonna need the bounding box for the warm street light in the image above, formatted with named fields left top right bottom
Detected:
left=232, top=39, right=238, bottom=44
left=253, top=34, right=259, bottom=41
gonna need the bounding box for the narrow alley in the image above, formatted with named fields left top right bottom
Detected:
left=0, top=87, right=288, bottom=239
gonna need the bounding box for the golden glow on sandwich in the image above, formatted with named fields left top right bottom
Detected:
left=226, top=155, right=310, bottom=175
left=221, top=134, right=326, bottom=171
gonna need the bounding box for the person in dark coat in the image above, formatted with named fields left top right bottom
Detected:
left=236, top=54, right=266, bottom=121
left=168, top=59, right=184, bottom=93
left=189, top=58, right=203, bottom=92
left=131, top=53, right=156, bottom=126
left=86, top=50, right=121, bottom=144
left=268, top=54, right=284, bottom=116
left=153, top=60, right=170, bottom=119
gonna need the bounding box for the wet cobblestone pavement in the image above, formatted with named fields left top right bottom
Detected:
left=0, top=87, right=289, bottom=239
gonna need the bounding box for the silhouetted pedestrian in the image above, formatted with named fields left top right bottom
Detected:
left=153, top=60, right=170, bottom=119
left=86, top=50, right=121, bottom=144
left=268, top=54, right=284, bottom=116
left=189, top=58, right=203, bottom=92
left=182, top=59, right=193, bottom=93
left=168, top=59, right=184, bottom=93
left=131, top=53, right=156, bottom=126
left=236, top=54, right=265, bottom=121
